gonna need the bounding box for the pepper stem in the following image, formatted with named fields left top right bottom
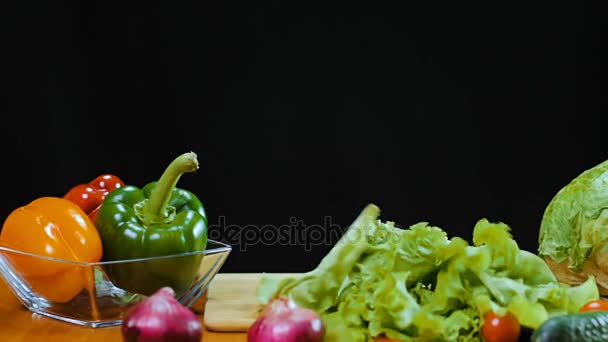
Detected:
left=141, top=152, right=199, bottom=226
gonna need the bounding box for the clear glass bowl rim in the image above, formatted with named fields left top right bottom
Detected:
left=0, top=239, right=231, bottom=267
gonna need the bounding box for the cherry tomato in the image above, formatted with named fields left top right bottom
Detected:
left=481, top=311, right=520, bottom=342
left=579, top=299, right=608, bottom=312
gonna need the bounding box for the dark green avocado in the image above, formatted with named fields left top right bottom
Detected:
left=531, top=311, right=608, bottom=342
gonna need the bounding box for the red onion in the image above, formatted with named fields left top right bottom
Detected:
left=121, top=287, right=202, bottom=342
left=248, top=297, right=325, bottom=342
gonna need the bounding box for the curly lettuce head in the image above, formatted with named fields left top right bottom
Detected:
left=539, top=159, right=608, bottom=273
left=260, top=205, right=600, bottom=341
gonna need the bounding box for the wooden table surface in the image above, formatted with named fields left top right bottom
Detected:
left=0, top=279, right=246, bottom=342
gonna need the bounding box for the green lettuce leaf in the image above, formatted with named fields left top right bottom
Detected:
left=257, top=204, right=600, bottom=341
left=538, top=159, right=608, bottom=271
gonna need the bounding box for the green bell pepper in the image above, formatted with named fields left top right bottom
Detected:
left=95, top=152, right=208, bottom=296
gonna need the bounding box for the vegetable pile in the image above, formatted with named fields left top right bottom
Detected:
left=258, top=204, right=600, bottom=342
left=0, top=151, right=208, bottom=303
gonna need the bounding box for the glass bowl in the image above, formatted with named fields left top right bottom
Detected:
left=0, top=239, right=231, bottom=328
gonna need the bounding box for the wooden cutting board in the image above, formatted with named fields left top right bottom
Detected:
left=203, top=273, right=303, bottom=332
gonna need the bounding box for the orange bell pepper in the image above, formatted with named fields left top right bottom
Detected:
left=0, top=197, right=103, bottom=303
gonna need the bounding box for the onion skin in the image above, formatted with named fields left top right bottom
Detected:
left=121, top=287, right=202, bottom=342
left=248, top=297, right=325, bottom=342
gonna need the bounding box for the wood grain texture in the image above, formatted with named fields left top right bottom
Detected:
left=204, top=273, right=302, bottom=332
left=0, top=275, right=246, bottom=342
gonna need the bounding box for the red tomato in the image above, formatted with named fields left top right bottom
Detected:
left=579, top=299, right=608, bottom=312
left=481, top=311, right=520, bottom=342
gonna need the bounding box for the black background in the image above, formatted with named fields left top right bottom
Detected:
left=3, top=1, right=606, bottom=272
